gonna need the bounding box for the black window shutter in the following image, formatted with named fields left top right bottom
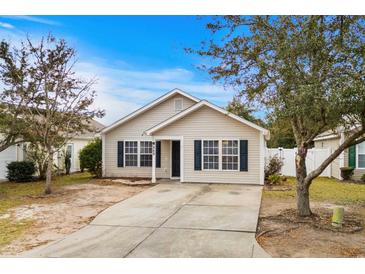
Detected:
left=117, top=141, right=124, bottom=167
left=240, top=140, right=248, bottom=171
left=156, top=141, right=161, bottom=168
left=194, top=140, right=202, bottom=170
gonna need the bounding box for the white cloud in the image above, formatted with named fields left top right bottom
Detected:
left=0, top=22, right=15, bottom=29
left=0, top=29, right=235, bottom=126
left=75, top=61, right=235, bottom=125
left=0, top=16, right=60, bottom=26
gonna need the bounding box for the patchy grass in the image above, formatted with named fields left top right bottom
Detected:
left=0, top=172, right=93, bottom=214
left=0, top=218, right=33, bottom=248
left=264, top=177, right=365, bottom=204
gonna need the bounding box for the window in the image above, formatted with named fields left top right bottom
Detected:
left=222, top=140, right=238, bottom=170
left=203, top=140, right=219, bottom=170
left=174, top=98, right=183, bottom=112
left=125, top=141, right=138, bottom=167
left=140, top=141, right=153, bottom=167
left=358, top=142, right=365, bottom=168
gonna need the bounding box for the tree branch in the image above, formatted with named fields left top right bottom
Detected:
left=305, top=129, right=365, bottom=184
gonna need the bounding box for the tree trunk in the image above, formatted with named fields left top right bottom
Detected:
left=44, top=151, right=53, bottom=195
left=295, top=145, right=312, bottom=217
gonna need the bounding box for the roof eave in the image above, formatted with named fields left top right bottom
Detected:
left=145, top=100, right=270, bottom=138
left=101, top=88, right=200, bottom=135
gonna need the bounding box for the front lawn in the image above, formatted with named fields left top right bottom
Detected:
left=263, top=176, right=365, bottom=204
left=0, top=176, right=150, bottom=255
left=258, top=176, right=365, bottom=257
left=0, top=172, right=93, bottom=214
left=0, top=172, right=93, bottom=248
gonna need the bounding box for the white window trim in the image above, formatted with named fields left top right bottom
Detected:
left=356, top=142, right=365, bottom=170
left=202, top=139, right=220, bottom=171
left=201, top=138, right=240, bottom=172
left=123, top=139, right=155, bottom=168
left=174, top=98, right=183, bottom=112
left=140, top=141, right=153, bottom=167
left=221, top=140, right=239, bottom=171
left=124, top=140, right=138, bottom=167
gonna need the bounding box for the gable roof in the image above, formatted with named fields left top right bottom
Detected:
left=144, top=100, right=270, bottom=138
left=101, top=88, right=200, bottom=134
left=74, top=119, right=105, bottom=139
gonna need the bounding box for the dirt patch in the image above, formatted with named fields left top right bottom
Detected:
left=0, top=180, right=150, bottom=255
left=94, top=178, right=155, bottom=186
left=257, top=197, right=365, bottom=257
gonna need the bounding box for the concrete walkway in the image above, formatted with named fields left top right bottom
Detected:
left=23, top=183, right=270, bottom=258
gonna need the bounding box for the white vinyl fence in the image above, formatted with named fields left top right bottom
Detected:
left=266, top=147, right=331, bottom=177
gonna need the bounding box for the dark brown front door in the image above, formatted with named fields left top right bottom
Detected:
left=171, top=140, right=180, bottom=177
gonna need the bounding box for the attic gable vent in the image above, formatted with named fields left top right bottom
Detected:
left=174, top=98, right=183, bottom=112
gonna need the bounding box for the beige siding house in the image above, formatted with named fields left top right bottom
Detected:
left=57, top=119, right=105, bottom=172
left=314, top=130, right=365, bottom=180
left=101, top=89, right=269, bottom=185
left=0, top=120, right=104, bottom=180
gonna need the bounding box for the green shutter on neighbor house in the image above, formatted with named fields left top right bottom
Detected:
left=348, top=145, right=356, bottom=168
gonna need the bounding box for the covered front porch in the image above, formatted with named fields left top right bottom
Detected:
left=151, top=136, right=184, bottom=183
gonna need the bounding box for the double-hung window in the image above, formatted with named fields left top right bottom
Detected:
left=140, top=141, right=153, bottom=167
left=203, top=140, right=219, bottom=170
left=222, top=140, right=239, bottom=170
left=125, top=141, right=138, bottom=167
left=358, top=142, right=365, bottom=169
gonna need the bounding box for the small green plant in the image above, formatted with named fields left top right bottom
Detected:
left=361, top=174, right=365, bottom=183
left=267, top=174, right=281, bottom=185
left=6, top=161, right=36, bottom=182
left=340, top=167, right=354, bottom=180
left=264, top=155, right=283, bottom=178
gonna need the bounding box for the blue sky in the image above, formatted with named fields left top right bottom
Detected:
left=0, top=15, right=239, bottom=125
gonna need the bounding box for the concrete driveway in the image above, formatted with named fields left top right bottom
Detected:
left=23, top=183, right=269, bottom=258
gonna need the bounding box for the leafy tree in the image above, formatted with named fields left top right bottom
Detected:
left=191, top=16, right=365, bottom=216
left=79, top=138, right=102, bottom=178
left=0, top=35, right=104, bottom=194
left=226, top=96, right=264, bottom=126
left=0, top=43, right=35, bottom=151
left=266, top=112, right=297, bottom=148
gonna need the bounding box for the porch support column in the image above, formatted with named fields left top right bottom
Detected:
left=152, top=137, right=156, bottom=183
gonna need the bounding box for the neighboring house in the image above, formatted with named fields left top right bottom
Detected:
left=101, top=89, right=270, bottom=185
left=0, top=119, right=104, bottom=180
left=313, top=129, right=365, bottom=180
left=56, top=119, right=105, bottom=172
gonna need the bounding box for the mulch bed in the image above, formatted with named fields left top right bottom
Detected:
left=258, top=208, right=363, bottom=236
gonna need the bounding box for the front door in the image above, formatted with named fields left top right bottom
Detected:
left=171, top=140, right=180, bottom=177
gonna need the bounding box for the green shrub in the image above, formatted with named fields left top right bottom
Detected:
left=265, top=155, right=283, bottom=178
left=6, top=161, right=36, bottom=182
left=79, top=138, right=102, bottom=178
left=267, top=174, right=281, bottom=185
left=361, top=174, right=365, bottom=183
left=340, top=167, right=354, bottom=180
